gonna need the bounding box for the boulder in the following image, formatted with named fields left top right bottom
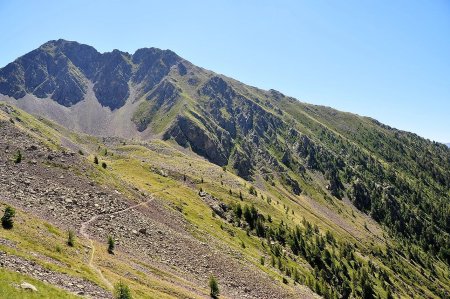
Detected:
left=20, top=282, right=38, bottom=292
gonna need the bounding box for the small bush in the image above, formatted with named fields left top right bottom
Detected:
left=209, top=275, right=219, bottom=298
left=101, top=162, right=107, bottom=169
left=249, top=185, right=257, bottom=196
left=293, top=268, right=300, bottom=283
left=78, top=149, right=84, bottom=155
left=1, top=206, right=16, bottom=229
left=67, top=230, right=75, bottom=247
left=114, top=281, right=132, bottom=299
left=94, top=156, right=99, bottom=164
left=108, top=235, right=115, bottom=254
left=14, top=150, right=22, bottom=163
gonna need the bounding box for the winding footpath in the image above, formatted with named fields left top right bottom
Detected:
left=79, top=197, right=155, bottom=291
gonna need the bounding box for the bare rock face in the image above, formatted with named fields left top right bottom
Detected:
left=0, top=39, right=181, bottom=111
left=163, top=115, right=232, bottom=166
left=0, top=44, right=88, bottom=106
left=92, top=50, right=132, bottom=110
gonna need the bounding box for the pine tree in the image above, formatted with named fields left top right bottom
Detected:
left=14, top=150, right=22, bottom=163
left=234, top=203, right=242, bottom=219
left=209, top=275, right=219, bottom=298
left=386, top=285, right=394, bottom=299
left=108, top=235, right=115, bottom=254
left=114, top=281, right=132, bottom=299
left=67, top=230, right=75, bottom=247
left=1, top=206, right=15, bottom=229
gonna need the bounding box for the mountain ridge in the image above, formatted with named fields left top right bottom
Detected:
left=0, top=39, right=183, bottom=109
left=1, top=40, right=450, bottom=299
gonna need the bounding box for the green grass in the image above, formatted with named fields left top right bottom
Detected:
left=0, top=267, right=79, bottom=299
left=0, top=103, right=63, bottom=150
left=0, top=204, right=104, bottom=287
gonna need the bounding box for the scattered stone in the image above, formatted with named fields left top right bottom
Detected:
left=1, top=252, right=110, bottom=298
left=20, top=282, right=38, bottom=292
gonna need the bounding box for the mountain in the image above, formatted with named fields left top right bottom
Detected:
left=1, top=40, right=450, bottom=299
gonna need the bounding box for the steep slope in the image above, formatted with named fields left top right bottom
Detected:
left=1, top=40, right=450, bottom=298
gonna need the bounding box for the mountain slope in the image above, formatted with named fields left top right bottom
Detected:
left=1, top=40, right=450, bottom=298
left=2, top=102, right=449, bottom=299
left=0, top=103, right=318, bottom=298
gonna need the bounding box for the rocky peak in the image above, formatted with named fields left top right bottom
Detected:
left=39, top=40, right=101, bottom=76
left=0, top=40, right=184, bottom=111
left=131, top=47, right=181, bottom=95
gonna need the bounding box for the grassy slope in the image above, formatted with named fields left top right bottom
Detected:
left=92, top=137, right=449, bottom=298
left=0, top=268, right=79, bottom=299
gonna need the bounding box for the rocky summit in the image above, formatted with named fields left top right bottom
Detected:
left=0, top=40, right=449, bottom=299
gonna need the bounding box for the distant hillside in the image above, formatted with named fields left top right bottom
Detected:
left=0, top=40, right=449, bottom=299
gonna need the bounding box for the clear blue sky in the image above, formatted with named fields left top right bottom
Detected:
left=1, top=0, right=449, bottom=142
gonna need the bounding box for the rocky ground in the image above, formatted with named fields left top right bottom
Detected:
left=0, top=120, right=131, bottom=231
left=0, top=251, right=111, bottom=298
